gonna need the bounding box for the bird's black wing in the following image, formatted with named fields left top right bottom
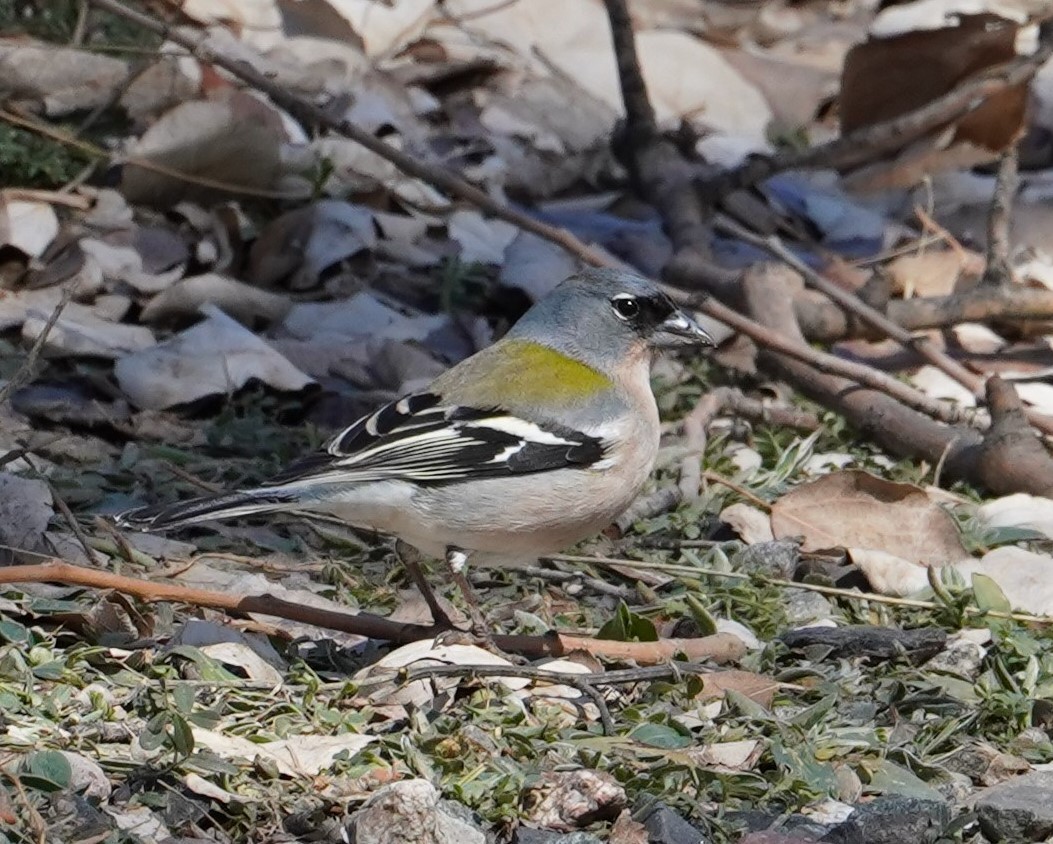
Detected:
left=266, top=392, right=606, bottom=488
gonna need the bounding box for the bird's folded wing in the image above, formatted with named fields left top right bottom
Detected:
left=267, top=392, right=607, bottom=487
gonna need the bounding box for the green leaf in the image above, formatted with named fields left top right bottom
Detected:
left=864, top=759, right=943, bottom=801
left=596, top=602, right=658, bottom=642
left=31, top=660, right=65, bottom=680
left=972, top=573, right=1011, bottom=613
left=630, top=723, right=691, bottom=749
left=172, top=683, right=196, bottom=715
left=685, top=594, right=718, bottom=636
left=170, top=714, right=195, bottom=756
left=0, top=619, right=29, bottom=644
left=24, top=751, right=71, bottom=790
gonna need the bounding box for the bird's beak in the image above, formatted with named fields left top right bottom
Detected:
left=655, top=309, right=715, bottom=347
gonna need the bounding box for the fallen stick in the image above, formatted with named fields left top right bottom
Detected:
left=0, top=560, right=745, bottom=665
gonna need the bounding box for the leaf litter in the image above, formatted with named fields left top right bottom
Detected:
left=5, top=0, right=1053, bottom=842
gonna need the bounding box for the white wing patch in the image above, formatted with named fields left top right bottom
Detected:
left=267, top=392, right=607, bottom=488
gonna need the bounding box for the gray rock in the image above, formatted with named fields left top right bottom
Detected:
left=821, top=796, right=950, bottom=844
left=346, top=779, right=485, bottom=844
left=640, top=803, right=710, bottom=844
left=734, top=541, right=799, bottom=579
left=783, top=590, right=836, bottom=626
left=975, top=771, right=1053, bottom=841
left=513, top=831, right=603, bottom=844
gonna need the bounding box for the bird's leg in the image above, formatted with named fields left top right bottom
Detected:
left=444, top=546, right=495, bottom=643
left=395, top=539, right=455, bottom=629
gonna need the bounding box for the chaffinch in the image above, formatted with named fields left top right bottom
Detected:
left=117, top=268, right=713, bottom=616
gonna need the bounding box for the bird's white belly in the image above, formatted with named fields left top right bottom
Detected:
left=312, top=464, right=650, bottom=566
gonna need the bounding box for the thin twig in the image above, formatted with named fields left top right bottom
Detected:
left=549, top=553, right=1053, bottom=624
left=981, top=146, right=1019, bottom=287
left=401, top=663, right=617, bottom=734
left=0, top=284, right=75, bottom=407
left=715, top=216, right=986, bottom=396
left=682, top=293, right=982, bottom=430
left=702, top=470, right=771, bottom=511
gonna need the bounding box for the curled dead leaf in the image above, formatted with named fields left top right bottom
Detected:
left=770, top=470, right=967, bottom=565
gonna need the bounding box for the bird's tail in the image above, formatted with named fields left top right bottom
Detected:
left=115, top=488, right=299, bottom=531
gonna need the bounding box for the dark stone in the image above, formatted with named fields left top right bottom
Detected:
left=640, top=803, right=711, bottom=844
left=975, top=771, right=1053, bottom=841
left=513, top=831, right=603, bottom=844
left=820, top=796, right=951, bottom=844
left=780, top=626, right=947, bottom=663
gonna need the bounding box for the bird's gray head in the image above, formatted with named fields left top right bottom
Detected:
left=507, top=268, right=715, bottom=366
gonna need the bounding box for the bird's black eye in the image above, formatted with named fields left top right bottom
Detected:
left=611, top=295, right=640, bottom=321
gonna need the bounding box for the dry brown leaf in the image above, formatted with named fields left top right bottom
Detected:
left=770, top=470, right=967, bottom=565
left=886, top=249, right=983, bottom=298
left=696, top=669, right=779, bottom=708
left=121, top=92, right=290, bottom=206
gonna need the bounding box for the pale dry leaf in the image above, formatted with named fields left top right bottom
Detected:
left=199, top=642, right=284, bottom=685
left=356, top=639, right=524, bottom=708
left=443, top=0, right=770, bottom=138
left=849, top=548, right=932, bottom=596
left=977, top=493, right=1053, bottom=539
left=22, top=304, right=156, bottom=359
left=514, top=658, right=595, bottom=702
left=190, top=728, right=374, bottom=777
left=500, top=231, right=580, bottom=301
left=177, top=0, right=282, bottom=38
left=184, top=773, right=236, bottom=804
left=480, top=76, right=616, bottom=154
left=909, top=365, right=977, bottom=407
left=103, top=805, right=170, bottom=844
left=686, top=739, right=761, bottom=771
left=719, top=502, right=774, bottom=546
left=951, top=547, right=1053, bottom=615
left=328, top=0, right=437, bottom=56
left=0, top=41, right=129, bottom=116
left=248, top=200, right=376, bottom=289
left=0, top=473, right=53, bottom=555
left=635, top=30, right=772, bottom=139
left=951, top=322, right=1007, bottom=353
left=280, top=291, right=444, bottom=343
left=120, top=50, right=203, bottom=121
left=770, top=470, right=967, bottom=564
left=448, top=210, right=518, bottom=264
left=57, top=752, right=111, bottom=800
left=115, top=304, right=313, bottom=409
left=0, top=197, right=58, bottom=257
left=720, top=45, right=835, bottom=129
left=141, top=273, right=292, bottom=325
left=1012, top=382, right=1053, bottom=416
